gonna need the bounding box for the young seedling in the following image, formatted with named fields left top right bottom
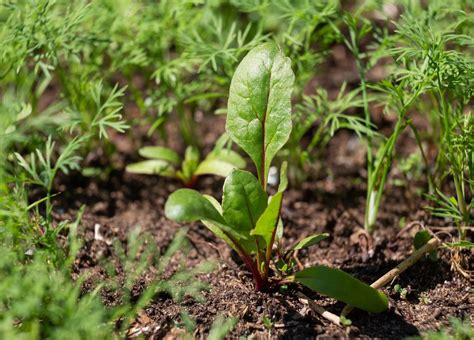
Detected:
left=165, top=43, right=388, bottom=313
left=126, top=135, right=246, bottom=187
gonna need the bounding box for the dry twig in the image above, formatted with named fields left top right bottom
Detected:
left=297, top=292, right=341, bottom=326
left=341, top=237, right=441, bottom=316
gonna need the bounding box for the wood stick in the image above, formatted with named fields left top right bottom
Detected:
left=297, top=292, right=341, bottom=326
left=427, top=226, right=474, bottom=232
left=341, top=237, right=441, bottom=316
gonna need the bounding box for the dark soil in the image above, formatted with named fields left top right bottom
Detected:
left=50, top=39, right=473, bottom=338
left=52, top=112, right=473, bottom=339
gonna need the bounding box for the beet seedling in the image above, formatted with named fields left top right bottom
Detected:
left=165, top=43, right=388, bottom=313
left=126, top=136, right=245, bottom=187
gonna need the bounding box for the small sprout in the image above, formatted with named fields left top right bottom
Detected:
left=127, top=136, right=246, bottom=187
left=279, top=285, right=288, bottom=294
left=207, top=316, right=237, bottom=340
left=399, top=217, right=406, bottom=229
left=180, top=311, right=196, bottom=334
left=339, top=316, right=353, bottom=327
left=394, top=284, right=408, bottom=300
left=418, top=292, right=432, bottom=305
left=262, top=315, right=273, bottom=330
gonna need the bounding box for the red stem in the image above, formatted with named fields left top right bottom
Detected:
left=225, top=232, right=265, bottom=291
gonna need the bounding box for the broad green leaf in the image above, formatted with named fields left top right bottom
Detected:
left=204, top=194, right=223, bottom=214
left=195, top=158, right=241, bottom=178
left=198, top=136, right=246, bottom=177
left=291, top=233, right=329, bottom=251
left=208, top=149, right=246, bottom=169
left=202, top=195, right=239, bottom=253
left=165, top=189, right=246, bottom=243
left=138, top=146, right=181, bottom=165
left=126, top=160, right=176, bottom=177
left=222, top=170, right=268, bottom=232
left=227, top=42, right=295, bottom=189
left=413, top=230, right=438, bottom=261
left=165, top=189, right=226, bottom=226
left=294, top=266, right=388, bottom=313
left=251, top=192, right=283, bottom=247
left=222, top=170, right=267, bottom=252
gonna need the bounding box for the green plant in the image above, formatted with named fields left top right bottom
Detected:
left=410, top=317, right=474, bottom=340
left=0, top=216, right=212, bottom=339
left=262, top=315, right=273, bottom=330
left=388, top=5, right=474, bottom=239
left=126, top=135, right=246, bottom=187
left=14, top=136, right=84, bottom=222
left=0, top=244, right=112, bottom=339
left=332, top=11, right=435, bottom=232
left=101, top=228, right=215, bottom=332
left=393, top=284, right=408, bottom=300
left=207, top=315, right=237, bottom=340
left=283, top=83, right=377, bottom=185
left=165, top=43, right=388, bottom=313
left=418, top=292, right=432, bottom=305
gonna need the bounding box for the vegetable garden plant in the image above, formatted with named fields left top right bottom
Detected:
left=165, top=43, right=388, bottom=313
left=126, top=136, right=246, bottom=187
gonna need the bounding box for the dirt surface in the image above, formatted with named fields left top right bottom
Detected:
left=49, top=39, right=473, bottom=338
left=52, top=112, right=472, bottom=338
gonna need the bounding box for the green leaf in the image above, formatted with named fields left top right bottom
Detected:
left=414, top=230, right=438, bottom=261
left=126, top=160, right=176, bottom=177
left=278, top=161, right=288, bottom=193
left=227, top=42, right=295, bottom=189
left=177, top=146, right=200, bottom=183
left=251, top=192, right=283, bottom=247
left=276, top=218, right=284, bottom=242
left=165, top=189, right=247, bottom=243
left=291, top=233, right=329, bottom=251
left=165, top=189, right=227, bottom=226
left=195, top=159, right=236, bottom=177
left=196, top=148, right=246, bottom=177
left=294, top=266, right=388, bottom=313
left=202, top=195, right=240, bottom=253
left=413, top=230, right=431, bottom=250
left=444, top=241, right=474, bottom=248
left=222, top=170, right=267, bottom=252
left=138, top=146, right=181, bottom=165
left=208, top=149, right=246, bottom=169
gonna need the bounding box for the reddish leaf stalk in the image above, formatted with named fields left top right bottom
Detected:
left=225, top=231, right=265, bottom=291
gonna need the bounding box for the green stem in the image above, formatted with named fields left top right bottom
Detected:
left=436, top=88, right=468, bottom=238
left=408, top=121, right=434, bottom=193
left=364, top=116, right=406, bottom=231
left=453, top=174, right=468, bottom=239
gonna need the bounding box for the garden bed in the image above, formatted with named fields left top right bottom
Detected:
left=57, top=121, right=471, bottom=338
left=2, top=1, right=472, bottom=338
